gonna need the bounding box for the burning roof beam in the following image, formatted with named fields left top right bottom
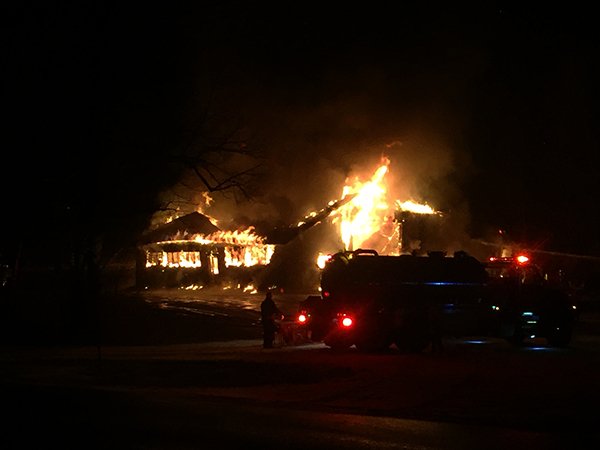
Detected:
left=265, top=193, right=359, bottom=245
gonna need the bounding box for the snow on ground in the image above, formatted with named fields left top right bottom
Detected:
left=95, top=288, right=314, bottom=346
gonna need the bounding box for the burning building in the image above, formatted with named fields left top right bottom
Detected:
left=329, top=157, right=444, bottom=257
left=137, top=212, right=275, bottom=289
left=137, top=157, right=453, bottom=290
left=136, top=193, right=359, bottom=290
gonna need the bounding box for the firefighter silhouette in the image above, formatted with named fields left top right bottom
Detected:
left=261, top=291, right=283, bottom=348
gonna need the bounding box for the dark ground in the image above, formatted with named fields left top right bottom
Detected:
left=1, top=289, right=600, bottom=448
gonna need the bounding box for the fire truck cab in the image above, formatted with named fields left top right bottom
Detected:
left=484, top=255, right=576, bottom=347
left=302, top=249, right=576, bottom=352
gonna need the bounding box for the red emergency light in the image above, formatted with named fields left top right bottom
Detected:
left=516, top=255, right=529, bottom=264
left=489, top=255, right=530, bottom=265
left=341, top=316, right=353, bottom=327
left=298, top=313, right=308, bottom=323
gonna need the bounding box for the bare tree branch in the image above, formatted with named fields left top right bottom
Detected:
left=170, top=112, right=265, bottom=202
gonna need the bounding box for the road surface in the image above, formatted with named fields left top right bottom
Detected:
left=1, top=290, right=599, bottom=449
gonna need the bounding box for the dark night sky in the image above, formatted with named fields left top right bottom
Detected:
left=3, top=3, right=599, bottom=257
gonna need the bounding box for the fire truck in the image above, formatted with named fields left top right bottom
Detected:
left=299, top=249, right=576, bottom=352
left=484, top=254, right=576, bottom=347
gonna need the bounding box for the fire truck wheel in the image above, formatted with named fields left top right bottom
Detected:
left=293, top=330, right=311, bottom=345
left=324, top=336, right=353, bottom=350
left=407, top=334, right=431, bottom=353
left=394, top=331, right=430, bottom=353
left=504, top=322, right=524, bottom=345
left=355, top=335, right=391, bottom=353
left=546, top=324, right=573, bottom=347
left=506, top=333, right=524, bottom=345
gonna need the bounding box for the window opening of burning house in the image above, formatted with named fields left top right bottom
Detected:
left=138, top=213, right=275, bottom=289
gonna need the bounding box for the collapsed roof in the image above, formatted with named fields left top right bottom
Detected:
left=140, top=212, right=220, bottom=245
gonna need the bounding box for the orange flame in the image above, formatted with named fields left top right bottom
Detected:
left=201, top=227, right=265, bottom=246
left=145, top=227, right=275, bottom=270
left=328, top=157, right=435, bottom=254
left=397, top=200, right=435, bottom=214
left=317, top=253, right=332, bottom=269
left=202, top=228, right=275, bottom=267
left=337, top=157, right=391, bottom=250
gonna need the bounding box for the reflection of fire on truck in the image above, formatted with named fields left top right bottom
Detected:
left=299, top=249, right=577, bottom=352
